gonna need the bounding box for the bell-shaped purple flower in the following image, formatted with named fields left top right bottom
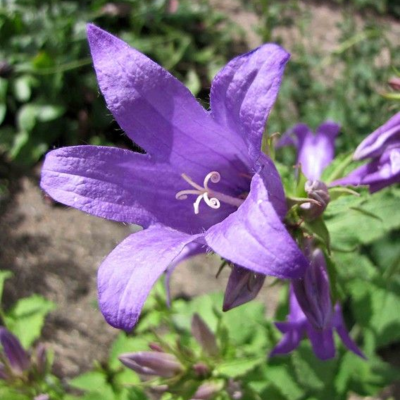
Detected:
left=333, top=113, right=400, bottom=193
left=0, top=327, right=30, bottom=375
left=292, top=247, right=332, bottom=330
left=223, top=265, right=265, bottom=311
left=278, top=122, right=340, bottom=180
left=119, top=351, right=183, bottom=378
left=270, top=288, right=365, bottom=361
left=40, top=25, right=309, bottom=331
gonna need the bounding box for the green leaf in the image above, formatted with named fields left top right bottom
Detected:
left=37, top=104, right=65, bottom=122
left=69, top=371, right=108, bottom=391
left=265, top=364, right=304, bottom=400
left=17, top=104, right=37, bottom=132
left=5, top=295, right=55, bottom=348
left=326, top=187, right=400, bottom=246
left=0, top=270, right=12, bottom=303
left=215, top=357, right=264, bottom=378
left=13, top=75, right=32, bottom=102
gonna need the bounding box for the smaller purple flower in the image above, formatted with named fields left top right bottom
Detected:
left=270, top=288, right=365, bottom=361
left=333, top=113, right=400, bottom=192
left=119, top=351, right=183, bottom=378
left=223, top=265, right=265, bottom=311
left=278, top=122, right=341, bottom=181
left=292, top=247, right=332, bottom=330
left=0, top=327, right=30, bottom=376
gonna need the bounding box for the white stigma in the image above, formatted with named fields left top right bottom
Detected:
left=176, top=171, right=243, bottom=214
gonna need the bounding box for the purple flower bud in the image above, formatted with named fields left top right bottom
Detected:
left=193, top=362, right=210, bottom=377
left=292, top=248, right=333, bottom=330
left=34, top=395, right=50, bottom=400
left=388, top=77, right=400, bottom=91
left=119, top=351, right=182, bottom=378
left=301, top=180, right=330, bottom=220
left=35, top=344, right=48, bottom=376
left=227, top=379, right=243, bottom=399
left=223, top=265, right=265, bottom=311
left=191, top=314, right=218, bottom=356
left=0, top=328, right=30, bottom=375
left=191, top=382, right=221, bottom=400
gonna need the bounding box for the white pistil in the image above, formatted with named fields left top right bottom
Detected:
left=176, top=171, right=244, bottom=214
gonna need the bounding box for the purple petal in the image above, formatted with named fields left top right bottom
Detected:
left=41, top=146, right=233, bottom=233
left=205, top=174, right=309, bottom=279
left=270, top=322, right=303, bottom=357
left=332, top=305, right=366, bottom=359
left=332, top=148, right=400, bottom=193
left=87, top=24, right=251, bottom=187
left=354, top=112, right=400, bottom=160
left=210, top=43, right=290, bottom=160
left=257, top=153, right=287, bottom=219
left=307, top=325, right=336, bottom=360
left=0, top=328, right=30, bottom=374
left=98, top=226, right=200, bottom=330
left=223, top=265, right=265, bottom=311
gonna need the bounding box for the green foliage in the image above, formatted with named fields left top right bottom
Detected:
left=0, top=0, right=241, bottom=167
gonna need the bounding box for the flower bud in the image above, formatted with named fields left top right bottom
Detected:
left=223, top=265, right=265, bottom=311
left=35, top=344, right=48, bottom=376
left=193, top=362, right=210, bottom=377
left=292, top=248, right=333, bottom=330
left=34, top=395, right=49, bottom=400
left=301, top=180, right=330, bottom=220
left=191, top=314, right=218, bottom=356
left=0, top=328, right=30, bottom=375
left=389, top=77, right=400, bottom=91
left=191, top=382, right=221, bottom=400
left=119, top=351, right=182, bottom=378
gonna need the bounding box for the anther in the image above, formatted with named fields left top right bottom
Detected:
left=176, top=171, right=243, bottom=214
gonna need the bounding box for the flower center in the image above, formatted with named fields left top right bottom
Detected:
left=176, top=171, right=244, bottom=214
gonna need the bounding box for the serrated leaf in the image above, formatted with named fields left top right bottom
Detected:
left=5, top=294, right=55, bottom=348
left=215, top=357, right=263, bottom=377
left=326, top=187, right=400, bottom=246
left=266, top=365, right=304, bottom=400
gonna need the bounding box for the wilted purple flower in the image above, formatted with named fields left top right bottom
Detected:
left=223, top=265, right=265, bottom=311
left=292, top=247, right=332, bottom=330
left=278, top=122, right=340, bottom=181
left=334, top=113, right=400, bottom=192
left=119, top=351, right=183, bottom=378
left=270, top=288, right=365, bottom=360
left=41, top=25, right=308, bottom=330
left=35, top=344, right=48, bottom=377
left=0, top=327, right=30, bottom=375
left=191, top=314, right=218, bottom=356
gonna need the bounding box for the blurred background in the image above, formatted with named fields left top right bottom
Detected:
left=0, top=0, right=399, bottom=397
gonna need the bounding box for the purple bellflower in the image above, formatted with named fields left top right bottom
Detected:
left=333, top=113, right=400, bottom=192
left=278, top=122, right=341, bottom=181
left=270, top=288, right=365, bottom=360
left=278, top=122, right=340, bottom=219
left=40, top=25, right=309, bottom=331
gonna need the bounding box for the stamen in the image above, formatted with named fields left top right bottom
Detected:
left=176, top=171, right=244, bottom=214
